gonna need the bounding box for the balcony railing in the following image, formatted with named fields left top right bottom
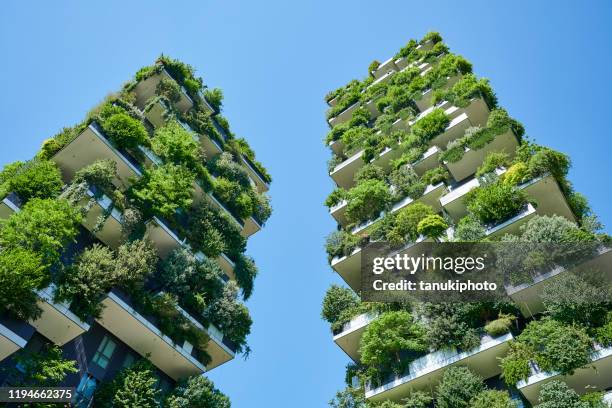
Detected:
left=365, top=332, right=513, bottom=402
left=517, top=344, right=612, bottom=405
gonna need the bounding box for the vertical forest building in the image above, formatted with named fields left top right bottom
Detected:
left=322, top=32, right=611, bottom=407
left=0, top=56, right=271, bottom=406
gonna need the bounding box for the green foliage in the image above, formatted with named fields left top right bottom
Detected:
left=421, top=166, right=448, bottom=185
left=321, top=285, right=360, bottom=325
left=503, top=162, right=530, bottom=186
left=0, top=248, right=45, bottom=320
left=436, top=366, right=484, bottom=408
left=156, top=76, right=183, bottom=103
left=188, top=202, right=246, bottom=259
left=345, top=179, right=391, bottom=224
left=476, top=152, right=510, bottom=177
left=73, top=159, right=117, bottom=189
left=535, top=380, right=590, bottom=408
left=484, top=313, right=515, bottom=336
left=421, top=31, right=443, bottom=44
left=359, top=311, right=427, bottom=376
left=354, top=164, right=385, bottom=183
left=209, top=152, right=251, bottom=188
left=500, top=341, right=532, bottom=385
left=401, top=390, right=433, bottom=408
left=94, top=360, right=160, bottom=408
left=152, top=120, right=202, bottom=167
left=385, top=202, right=435, bottom=245
left=0, top=198, right=81, bottom=267
left=325, top=188, right=347, bottom=208
left=329, top=387, right=366, bottom=408
left=454, top=215, right=486, bottom=241
left=519, top=215, right=586, bottom=242
left=205, top=281, right=251, bottom=354
left=131, top=163, right=194, bottom=218
left=100, top=113, right=148, bottom=149
left=389, top=166, right=426, bottom=200
left=368, top=60, right=381, bottom=75
left=527, top=147, right=570, bottom=180
left=411, top=108, right=450, bottom=143
left=595, top=313, right=612, bottom=347
left=11, top=345, right=78, bottom=386
left=470, top=390, right=517, bottom=408
left=165, top=375, right=231, bottom=408
left=234, top=254, right=258, bottom=300
left=3, top=160, right=63, bottom=202
left=417, top=214, right=448, bottom=239
left=325, top=230, right=362, bottom=260
left=204, top=88, right=224, bottom=112
left=433, top=74, right=497, bottom=109
left=56, top=240, right=157, bottom=320
left=466, top=180, right=528, bottom=225
left=422, top=303, right=482, bottom=351
left=214, top=177, right=254, bottom=219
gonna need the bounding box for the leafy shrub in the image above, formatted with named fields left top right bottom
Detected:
left=209, top=152, right=251, bottom=188
left=152, top=120, right=202, bottom=168
left=503, top=162, right=529, bottom=186
left=325, top=230, right=362, bottom=260
left=165, top=375, right=230, bottom=408
left=94, top=360, right=160, bottom=408
left=595, top=313, right=612, bottom=347
left=402, top=391, right=433, bottom=408
left=454, top=215, right=486, bottom=242
left=100, top=113, right=148, bottom=149
left=73, top=159, right=117, bottom=189
left=422, top=166, right=448, bottom=185
left=5, top=160, right=63, bottom=202
left=484, top=313, right=515, bottom=336
left=0, top=248, right=45, bottom=320
left=321, top=285, right=360, bottom=325
left=354, top=164, right=385, bottom=183
left=325, top=188, right=347, bottom=208
left=436, top=366, right=484, bottom=408
left=433, top=74, right=497, bottom=109
left=411, top=108, right=449, bottom=143
left=389, top=166, right=425, bottom=200
left=0, top=198, right=82, bottom=268
left=188, top=203, right=246, bottom=259
left=252, top=192, right=272, bottom=224
left=11, top=345, right=78, bottom=387
left=345, top=180, right=391, bottom=224
left=466, top=181, right=528, bottom=225
left=519, top=215, right=584, bottom=242
left=535, top=380, right=589, bottom=408
left=476, top=152, right=510, bottom=177
left=368, top=60, right=381, bottom=75
left=423, top=304, right=481, bottom=351
left=131, top=163, right=194, bottom=218
left=156, top=77, right=182, bottom=103
left=205, top=281, right=251, bottom=353
left=385, top=203, right=434, bottom=245
left=421, top=31, right=443, bottom=44
left=359, top=311, right=427, bottom=376
left=470, top=390, right=517, bottom=408
left=204, top=88, right=223, bottom=112
left=527, top=147, right=570, bottom=180
left=417, top=214, right=448, bottom=239
left=214, top=177, right=254, bottom=219
left=234, top=254, right=258, bottom=300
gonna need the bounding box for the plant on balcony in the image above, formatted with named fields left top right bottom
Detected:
left=2, top=159, right=63, bottom=202
left=465, top=180, right=528, bottom=225
left=389, top=166, right=426, bottom=201
left=401, top=391, right=434, bottom=408
left=378, top=202, right=435, bottom=245
left=484, top=313, right=516, bottom=336
left=421, top=303, right=481, bottom=351
left=476, top=151, right=510, bottom=177
left=411, top=108, right=450, bottom=143
left=595, top=312, right=612, bottom=347
left=205, top=281, right=252, bottom=354
left=354, top=164, right=386, bottom=183
left=534, top=380, right=590, bottom=408
left=151, top=120, right=202, bottom=167
left=432, top=74, right=497, bottom=109
left=165, top=375, right=231, bottom=408
left=340, top=126, right=373, bottom=155
left=325, top=188, right=347, bottom=208
left=470, top=390, right=517, bottom=408
left=235, top=254, right=258, bottom=300
left=73, top=159, right=117, bottom=190
left=10, top=345, right=78, bottom=387
left=328, top=387, right=366, bottom=408
left=454, top=215, right=486, bottom=242
left=55, top=240, right=157, bottom=320
left=0, top=198, right=82, bottom=268
left=326, top=82, right=363, bottom=121
left=422, top=166, right=449, bottom=186
left=99, top=112, right=148, bottom=150
left=345, top=179, right=391, bottom=224
left=157, top=56, right=204, bottom=98
left=213, top=177, right=254, bottom=219
left=0, top=247, right=45, bottom=320
left=321, top=285, right=360, bottom=330
left=156, top=77, right=183, bottom=103
left=130, top=163, right=195, bottom=218
left=435, top=366, right=484, bottom=408
left=94, top=359, right=160, bottom=408
left=359, top=311, right=427, bottom=381
left=502, top=162, right=530, bottom=186
left=421, top=31, right=443, bottom=45
left=204, top=88, right=223, bottom=112
left=209, top=152, right=251, bottom=188
left=500, top=342, right=532, bottom=385
left=519, top=215, right=593, bottom=243
left=368, top=60, right=381, bottom=75
left=416, top=214, right=448, bottom=239
left=325, top=230, right=363, bottom=260
left=188, top=202, right=246, bottom=259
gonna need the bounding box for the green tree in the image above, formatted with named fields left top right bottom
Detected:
left=466, top=181, right=528, bottom=225
left=436, top=366, right=484, bottom=408
left=151, top=120, right=202, bottom=167
left=386, top=203, right=434, bottom=245
left=321, top=285, right=360, bottom=325
left=345, top=179, right=391, bottom=224
left=94, top=360, right=160, bottom=408
left=5, top=160, right=63, bottom=202
left=535, top=380, right=589, bottom=408
left=328, top=387, right=366, bottom=408
left=130, top=163, right=194, bottom=218
left=0, top=248, right=45, bottom=319
left=359, top=311, right=427, bottom=375
left=0, top=198, right=82, bottom=267
left=100, top=112, right=148, bottom=149
left=12, top=345, right=78, bottom=386
left=166, top=376, right=230, bottom=408
left=470, top=390, right=517, bottom=408
left=205, top=281, right=252, bottom=354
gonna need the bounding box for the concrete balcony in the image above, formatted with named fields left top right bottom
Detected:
left=0, top=192, right=21, bottom=219
left=0, top=317, right=34, bottom=361
left=96, top=289, right=208, bottom=381
left=328, top=102, right=360, bottom=128
left=143, top=98, right=171, bottom=128
left=80, top=186, right=124, bottom=249
left=352, top=182, right=447, bottom=236
left=329, top=199, right=349, bottom=227
left=331, top=236, right=432, bottom=292
left=29, top=285, right=90, bottom=346
left=485, top=203, right=537, bottom=240
left=240, top=155, right=270, bottom=193
left=415, top=75, right=461, bottom=112
left=445, top=128, right=520, bottom=182
left=333, top=313, right=377, bottom=362
left=366, top=333, right=514, bottom=402
left=51, top=123, right=142, bottom=189
left=411, top=146, right=441, bottom=176
left=330, top=144, right=403, bottom=190
left=506, top=246, right=612, bottom=317
left=517, top=344, right=612, bottom=405
left=134, top=68, right=194, bottom=114
left=372, top=57, right=397, bottom=79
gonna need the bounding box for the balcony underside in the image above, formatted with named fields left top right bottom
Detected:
left=134, top=70, right=193, bottom=113
left=333, top=314, right=376, bottom=362
left=51, top=125, right=141, bottom=189
left=0, top=322, right=29, bottom=361
left=331, top=146, right=403, bottom=190
left=80, top=191, right=124, bottom=249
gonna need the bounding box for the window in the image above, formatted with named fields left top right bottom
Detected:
left=122, top=353, right=135, bottom=369
left=75, top=374, right=98, bottom=408
left=92, top=336, right=116, bottom=369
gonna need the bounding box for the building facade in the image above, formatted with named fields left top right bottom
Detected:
left=0, top=57, right=271, bottom=406
left=322, top=32, right=611, bottom=407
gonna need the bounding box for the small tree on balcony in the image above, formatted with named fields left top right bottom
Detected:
left=165, top=376, right=230, bottom=408
left=4, top=159, right=63, bottom=202
left=94, top=360, right=160, bottom=408
left=100, top=112, right=148, bottom=149
left=205, top=281, right=252, bottom=354
left=470, top=390, right=517, bottom=408
left=0, top=247, right=46, bottom=320
left=535, top=380, right=590, bottom=408
left=345, top=179, right=391, bottom=224
left=321, top=285, right=360, bottom=327
left=436, top=366, right=484, bottom=408
left=11, top=345, right=78, bottom=387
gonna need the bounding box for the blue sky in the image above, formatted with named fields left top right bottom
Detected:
left=1, top=1, right=611, bottom=407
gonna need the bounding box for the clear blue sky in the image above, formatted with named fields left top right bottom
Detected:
left=1, top=1, right=611, bottom=407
